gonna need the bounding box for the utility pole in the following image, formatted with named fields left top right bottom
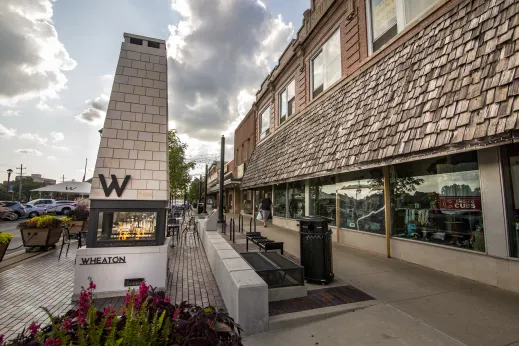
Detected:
left=62, top=175, right=65, bottom=183
left=16, top=164, right=25, bottom=201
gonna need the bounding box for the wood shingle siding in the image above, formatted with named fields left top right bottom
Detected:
left=242, top=0, right=519, bottom=188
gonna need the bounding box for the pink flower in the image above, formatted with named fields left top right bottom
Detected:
left=28, top=322, right=41, bottom=337
left=164, top=297, right=171, bottom=303
left=208, top=320, right=214, bottom=328
left=61, top=318, right=73, bottom=332
left=88, top=281, right=97, bottom=290
left=45, top=337, right=61, bottom=346
left=152, top=296, right=160, bottom=305
left=0, top=334, right=5, bottom=345
left=172, top=308, right=179, bottom=320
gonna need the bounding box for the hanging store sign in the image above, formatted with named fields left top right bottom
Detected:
left=439, top=196, right=481, bottom=211
left=79, top=256, right=127, bottom=265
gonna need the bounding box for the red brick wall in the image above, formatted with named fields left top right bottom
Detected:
left=234, top=108, right=256, bottom=168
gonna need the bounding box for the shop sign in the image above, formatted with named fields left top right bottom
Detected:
left=79, top=256, right=127, bottom=265
left=439, top=196, right=481, bottom=211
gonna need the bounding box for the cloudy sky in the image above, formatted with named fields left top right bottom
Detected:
left=0, top=0, right=308, bottom=183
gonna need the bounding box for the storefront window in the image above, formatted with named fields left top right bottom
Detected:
left=309, top=176, right=336, bottom=226
left=243, top=190, right=253, bottom=214
left=273, top=183, right=287, bottom=217
left=288, top=181, right=305, bottom=218
left=503, top=144, right=519, bottom=257
left=391, top=152, right=485, bottom=252
left=97, top=211, right=157, bottom=245
left=337, top=169, right=385, bottom=234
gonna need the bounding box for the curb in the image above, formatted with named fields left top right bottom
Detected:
left=268, top=300, right=379, bottom=331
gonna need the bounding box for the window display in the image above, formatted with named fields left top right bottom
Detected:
left=273, top=183, right=287, bottom=217
left=391, top=152, right=484, bottom=252
left=337, top=169, right=385, bottom=234
left=309, top=176, right=336, bottom=226
left=288, top=181, right=305, bottom=219
left=97, top=211, right=157, bottom=245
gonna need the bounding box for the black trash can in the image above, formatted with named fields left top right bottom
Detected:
left=299, top=216, right=334, bottom=284
left=198, top=205, right=204, bottom=214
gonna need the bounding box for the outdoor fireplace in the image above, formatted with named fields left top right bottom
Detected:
left=86, top=201, right=166, bottom=247
left=73, top=32, right=169, bottom=299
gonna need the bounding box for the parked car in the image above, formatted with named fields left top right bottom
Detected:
left=0, top=201, right=26, bottom=220
left=46, top=200, right=78, bottom=215
left=24, top=204, right=48, bottom=218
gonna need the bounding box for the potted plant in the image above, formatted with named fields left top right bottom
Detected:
left=17, top=215, right=64, bottom=251
left=0, top=232, right=13, bottom=263
left=61, top=200, right=90, bottom=234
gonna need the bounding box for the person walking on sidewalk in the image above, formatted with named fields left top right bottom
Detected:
left=260, top=193, right=272, bottom=228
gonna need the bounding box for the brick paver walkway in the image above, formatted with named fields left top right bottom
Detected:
left=0, top=229, right=223, bottom=340
left=166, top=230, right=224, bottom=309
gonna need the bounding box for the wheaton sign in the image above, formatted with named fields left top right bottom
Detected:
left=79, top=256, right=127, bottom=265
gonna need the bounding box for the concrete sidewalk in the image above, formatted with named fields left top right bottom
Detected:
left=232, top=214, right=519, bottom=346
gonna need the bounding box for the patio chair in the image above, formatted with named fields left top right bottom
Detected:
left=58, top=226, right=72, bottom=260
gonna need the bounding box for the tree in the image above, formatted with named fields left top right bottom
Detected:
left=0, top=177, right=48, bottom=202
left=188, top=177, right=205, bottom=203
left=168, top=130, right=195, bottom=202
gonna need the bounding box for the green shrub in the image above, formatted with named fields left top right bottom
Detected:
left=0, top=232, right=13, bottom=246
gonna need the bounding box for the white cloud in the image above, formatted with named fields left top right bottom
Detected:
left=51, top=145, right=69, bottom=151
left=166, top=0, right=294, bottom=143
left=20, top=133, right=48, bottom=145
left=47, top=155, right=57, bottom=160
left=0, top=124, right=16, bottom=138
left=50, top=131, right=64, bottom=143
left=75, top=94, right=109, bottom=126
left=15, top=148, right=43, bottom=156
left=0, top=0, right=77, bottom=105
left=2, top=110, right=21, bottom=117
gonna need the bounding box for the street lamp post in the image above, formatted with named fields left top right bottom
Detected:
left=6, top=169, right=13, bottom=201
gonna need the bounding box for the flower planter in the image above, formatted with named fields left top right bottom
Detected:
left=63, top=220, right=87, bottom=234
left=21, top=227, right=62, bottom=250
left=0, top=239, right=10, bottom=262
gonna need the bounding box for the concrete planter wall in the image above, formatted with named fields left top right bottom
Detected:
left=21, top=228, right=62, bottom=249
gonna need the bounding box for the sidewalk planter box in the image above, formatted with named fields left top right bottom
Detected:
left=21, top=228, right=62, bottom=250
left=63, top=220, right=88, bottom=234
left=0, top=237, right=11, bottom=262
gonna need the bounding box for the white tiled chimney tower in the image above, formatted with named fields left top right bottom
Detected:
left=74, top=34, right=170, bottom=299
left=90, top=33, right=168, bottom=201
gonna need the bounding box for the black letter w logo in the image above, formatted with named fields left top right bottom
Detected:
left=99, top=174, right=131, bottom=197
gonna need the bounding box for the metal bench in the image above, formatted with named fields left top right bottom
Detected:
left=246, top=232, right=284, bottom=254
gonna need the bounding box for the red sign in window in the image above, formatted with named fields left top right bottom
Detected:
left=439, top=196, right=481, bottom=211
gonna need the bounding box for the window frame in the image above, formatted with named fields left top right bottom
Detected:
left=310, top=28, right=341, bottom=101
left=278, top=79, right=296, bottom=125
left=366, top=0, right=443, bottom=55
left=259, top=106, right=270, bottom=140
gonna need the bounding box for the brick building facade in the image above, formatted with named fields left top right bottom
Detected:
left=241, top=0, right=519, bottom=294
